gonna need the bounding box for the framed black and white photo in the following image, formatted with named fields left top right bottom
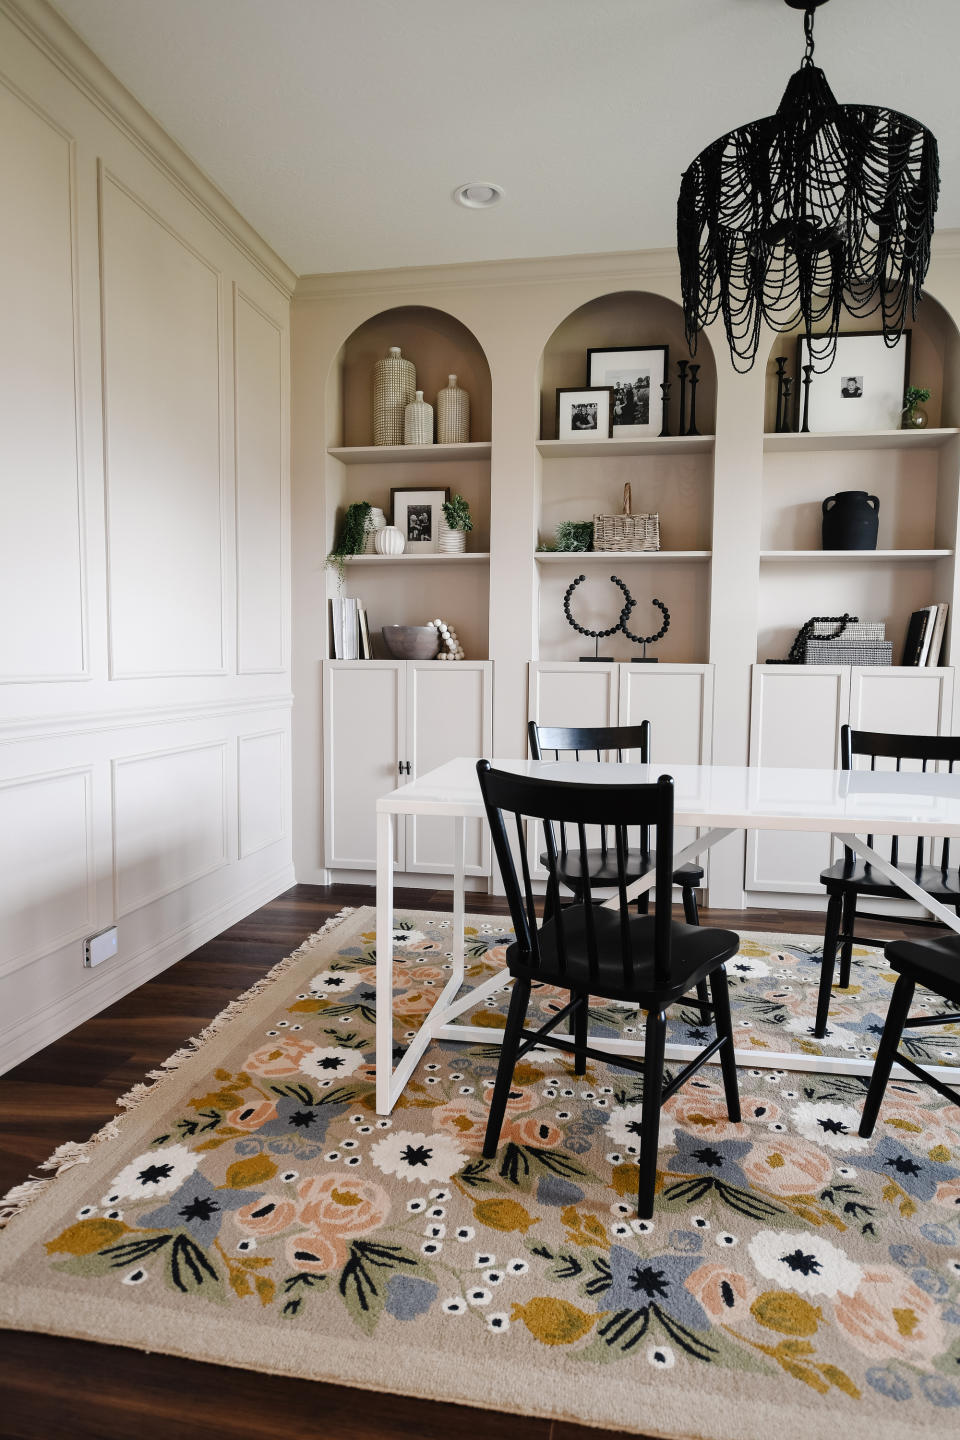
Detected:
left=797, top=331, right=910, bottom=433
left=390, top=487, right=450, bottom=552
left=555, top=387, right=614, bottom=442
left=586, top=346, right=668, bottom=438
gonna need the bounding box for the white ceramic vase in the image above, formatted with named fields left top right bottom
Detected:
left=404, top=390, right=434, bottom=445
left=375, top=525, right=405, bottom=556
left=364, top=507, right=387, bottom=553
left=437, top=373, right=470, bottom=444
left=373, top=347, right=415, bottom=446
left=438, top=518, right=465, bottom=554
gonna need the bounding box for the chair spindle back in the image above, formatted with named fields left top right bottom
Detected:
left=842, top=725, right=960, bottom=875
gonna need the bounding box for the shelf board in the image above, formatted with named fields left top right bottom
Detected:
left=328, top=442, right=490, bottom=465
left=537, top=435, right=714, bottom=460
left=342, top=552, right=490, bottom=565
left=763, top=428, right=959, bottom=454
left=536, top=550, right=711, bottom=563
left=759, top=549, right=953, bottom=563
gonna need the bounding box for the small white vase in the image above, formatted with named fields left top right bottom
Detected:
left=375, top=525, right=405, bottom=556
left=437, top=373, right=470, bottom=444
left=438, top=518, right=465, bottom=554
left=364, top=507, right=387, bottom=553
left=404, top=390, right=434, bottom=445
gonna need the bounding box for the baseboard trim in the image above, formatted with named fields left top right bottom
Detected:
left=0, top=862, right=296, bottom=1075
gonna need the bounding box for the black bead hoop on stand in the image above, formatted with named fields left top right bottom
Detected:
left=562, top=574, right=635, bottom=661
left=621, top=596, right=671, bottom=663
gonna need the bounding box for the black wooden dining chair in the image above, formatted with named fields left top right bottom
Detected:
left=815, top=725, right=960, bottom=1038
left=476, top=761, right=741, bottom=1219
left=528, top=721, right=705, bottom=924
left=859, top=931, right=960, bottom=1136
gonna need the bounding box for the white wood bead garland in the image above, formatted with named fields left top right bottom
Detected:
left=431, top=618, right=464, bottom=659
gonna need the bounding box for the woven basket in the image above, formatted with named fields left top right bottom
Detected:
left=593, top=484, right=660, bottom=552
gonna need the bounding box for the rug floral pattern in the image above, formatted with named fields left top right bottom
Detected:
left=14, top=914, right=960, bottom=1424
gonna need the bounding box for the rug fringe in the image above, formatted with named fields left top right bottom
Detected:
left=0, top=906, right=356, bottom=1230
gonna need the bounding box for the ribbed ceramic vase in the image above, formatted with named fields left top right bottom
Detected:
left=375, top=525, right=405, bottom=555
left=363, top=507, right=387, bottom=553
left=438, top=517, right=465, bottom=554
left=404, top=390, right=434, bottom=445
left=437, top=373, right=470, bottom=444
left=373, top=347, right=415, bottom=446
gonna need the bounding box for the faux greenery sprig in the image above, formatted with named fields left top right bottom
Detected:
left=554, top=520, right=593, bottom=552
left=903, top=385, right=931, bottom=413
left=442, top=493, right=473, bottom=532
left=327, top=500, right=373, bottom=586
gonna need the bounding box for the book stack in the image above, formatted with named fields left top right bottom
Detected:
left=901, top=604, right=949, bottom=667
left=330, top=597, right=373, bottom=659
left=802, top=620, right=892, bottom=666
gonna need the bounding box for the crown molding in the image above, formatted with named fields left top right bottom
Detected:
left=1, top=0, right=298, bottom=297
left=294, top=247, right=682, bottom=303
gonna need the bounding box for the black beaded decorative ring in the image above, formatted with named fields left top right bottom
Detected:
left=562, top=573, right=635, bottom=639
left=622, top=596, right=670, bottom=647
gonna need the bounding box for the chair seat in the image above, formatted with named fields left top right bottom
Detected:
left=506, top=904, right=738, bottom=1006
left=541, top=848, right=704, bottom=890
left=885, top=934, right=960, bottom=1007
left=819, top=858, right=960, bottom=903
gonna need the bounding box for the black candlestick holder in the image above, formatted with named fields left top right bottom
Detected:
left=800, top=363, right=814, bottom=433
left=774, top=357, right=788, bottom=433
left=676, top=359, right=689, bottom=436
left=659, top=380, right=671, bottom=437
left=780, top=376, right=794, bottom=433
left=686, top=364, right=700, bottom=436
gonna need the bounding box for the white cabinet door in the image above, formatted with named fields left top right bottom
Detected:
left=527, top=662, right=620, bottom=738
left=849, top=667, right=953, bottom=737
left=746, top=666, right=850, bottom=894
left=406, top=662, right=492, bottom=875
left=323, top=662, right=403, bottom=870
left=620, top=664, right=714, bottom=877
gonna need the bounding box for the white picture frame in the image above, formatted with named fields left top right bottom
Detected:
left=586, top=346, right=669, bottom=438
left=797, top=331, right=910, bottom=433
left=390, top=487, right=450, bottom=552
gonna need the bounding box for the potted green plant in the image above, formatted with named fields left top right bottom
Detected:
left=327, top=500, right=373, bottom=585
left=902, top=385, right=932, bottom=429
left=439, top=493, right=473, bottom=554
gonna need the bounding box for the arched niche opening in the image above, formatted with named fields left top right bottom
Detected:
left=332, top=305, right=492, bottom=448
left=538, top=290, right=717, bottom=440
left=763, top=290, right=960, bottom=433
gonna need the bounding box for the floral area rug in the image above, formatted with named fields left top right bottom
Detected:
left=0, top=907, right=959, bottom=1440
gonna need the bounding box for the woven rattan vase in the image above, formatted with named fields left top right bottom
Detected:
left=404, top=390, right=434, bottom=445
left=373, top=347, right=416, bottom=446
left=437, top=373, right=470, bottom=444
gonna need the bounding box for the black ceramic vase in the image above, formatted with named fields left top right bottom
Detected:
left=822, top=491, right=879, bottom=550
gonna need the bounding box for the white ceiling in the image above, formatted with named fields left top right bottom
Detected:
left=51, top=0, right=960, bottom=278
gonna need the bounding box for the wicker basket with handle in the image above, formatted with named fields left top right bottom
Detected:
left=593, top=484, right=660, bottom=552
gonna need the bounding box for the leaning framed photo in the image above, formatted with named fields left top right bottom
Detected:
left=555, top=387, right=614, bottom=442
left=797, top=331, right=910, bottom=433
left=390, top=487, right=450, bottom=552
left=586, top=345, right=669, bottom=438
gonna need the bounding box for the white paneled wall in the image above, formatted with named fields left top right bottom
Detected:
left=0, top=0, right=296, bottom=1072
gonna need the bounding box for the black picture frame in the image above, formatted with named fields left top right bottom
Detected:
left=586, top=345, right=669, bottom=438
left=555, top=387, right=614, bottom=441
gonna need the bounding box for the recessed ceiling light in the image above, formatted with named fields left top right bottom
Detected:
left=453, top=182, right=504, bottom=209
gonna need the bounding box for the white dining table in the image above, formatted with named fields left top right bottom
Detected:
left=374, top=757, right=960, bottom=1113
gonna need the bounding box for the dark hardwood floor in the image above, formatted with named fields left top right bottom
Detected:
left=0, top=884, right=920, bottom=1440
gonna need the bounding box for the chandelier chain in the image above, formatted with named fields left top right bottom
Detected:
left=802, top=8, right=816, bottom=66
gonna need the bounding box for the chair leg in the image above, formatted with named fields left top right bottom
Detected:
left=838, top=889, right=857, bottom=988
left=636, top=1008, right=667, bottom=1220
left=482, top=977, right=531, bottom=1160
left=573, top=990, right=588, bottom=1076
left=814, top=890, right=844, bottom=1039
left=859, top=974, right=915, bottom=1138
left=710, top=966, right=741, bottom=1123
left=682, top=884, right=699, bottom=926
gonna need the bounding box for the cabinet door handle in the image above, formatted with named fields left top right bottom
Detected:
left=398, top=761, right=412, bottom=776
left=404, top=761, right=412, bottom=775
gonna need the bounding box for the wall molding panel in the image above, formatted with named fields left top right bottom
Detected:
left=0, top=5, right=293, bottom=1072
left=0, top=765, right=94, bottom=979
left=112, top=740, right=229, bottom=917
left=0, top=68, right=89, bottom=682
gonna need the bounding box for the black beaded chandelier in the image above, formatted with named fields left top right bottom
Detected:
left=677, top=0, right=940, bottom=373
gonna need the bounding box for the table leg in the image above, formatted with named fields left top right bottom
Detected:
left=375, top=810, right=395, bottom=1114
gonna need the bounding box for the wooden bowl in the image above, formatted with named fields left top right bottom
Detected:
left=381, top=625, right=440, bottom=659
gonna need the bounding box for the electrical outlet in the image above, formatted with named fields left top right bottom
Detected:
left=84, top=926, right=118, bottom=968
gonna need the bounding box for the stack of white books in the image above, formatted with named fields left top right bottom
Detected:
left=330, top=598, right=372, bottom=658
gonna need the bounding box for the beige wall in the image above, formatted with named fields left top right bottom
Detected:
left=0, top=0, right=296, bottom=1071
